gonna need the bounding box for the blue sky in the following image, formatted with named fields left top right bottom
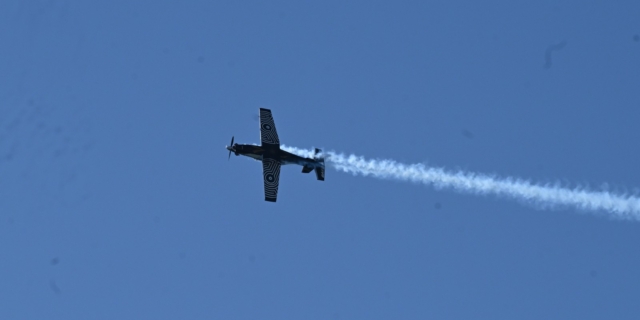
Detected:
left=1, top=1, right=640, bottom=319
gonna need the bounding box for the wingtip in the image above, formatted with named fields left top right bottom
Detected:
left=265, top=197, right=277, bottom=202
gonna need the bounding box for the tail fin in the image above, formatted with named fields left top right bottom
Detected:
left=314, top=148, right=325, bottom=181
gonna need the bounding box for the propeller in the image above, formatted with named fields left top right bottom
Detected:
left=228, top=136, right=234, bottom=160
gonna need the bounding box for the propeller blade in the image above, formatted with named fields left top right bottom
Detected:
left=228, top=136, right=234, bottom=160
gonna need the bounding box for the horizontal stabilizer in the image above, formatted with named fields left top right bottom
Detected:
left=302, top=165, right=314, bottom=173
left=314, top=148, right=325, bottom=181
left=315, top=166, right=325, bottom=181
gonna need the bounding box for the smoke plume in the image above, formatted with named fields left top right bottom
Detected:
left=282, top=146, right=640, bottom=220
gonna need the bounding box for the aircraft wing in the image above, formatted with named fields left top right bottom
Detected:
left=259, top=108, right=280, bottom=147
left=262, top=158, right=281, bottom=202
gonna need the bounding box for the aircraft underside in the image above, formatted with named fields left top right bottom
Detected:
left=226, top=108, right=324, bottom=202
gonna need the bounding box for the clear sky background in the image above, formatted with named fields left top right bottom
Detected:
left=1, top=1, right=640, bottom=319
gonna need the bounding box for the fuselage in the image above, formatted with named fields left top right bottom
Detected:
left=227, top=144, right=321, bottom=167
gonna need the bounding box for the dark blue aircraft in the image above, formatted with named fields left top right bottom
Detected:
left=226, top=108, right=324, bottom=202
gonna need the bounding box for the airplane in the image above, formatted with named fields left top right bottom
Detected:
left=226, top=108, right=324, bottom=202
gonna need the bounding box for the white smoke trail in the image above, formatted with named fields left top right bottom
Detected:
left=282, top=145, right=640, bottom=220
